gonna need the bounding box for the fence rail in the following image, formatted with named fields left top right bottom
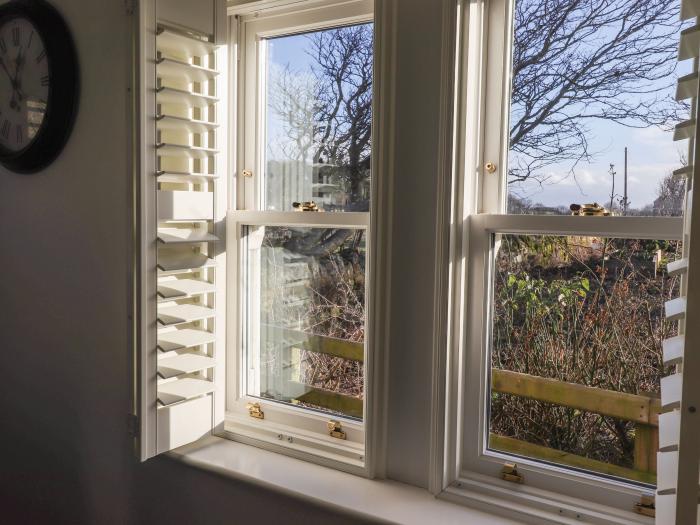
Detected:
left=270, top=327, right=365, bottom=417
left=491, top=368, right=659, bottom=481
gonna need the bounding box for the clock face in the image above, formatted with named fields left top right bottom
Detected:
left=0, top=16, right=49, bottom=153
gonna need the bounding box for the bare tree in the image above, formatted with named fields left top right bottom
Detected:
left=309, top=24, right=373, bottom=202
left=267, top=66, right=317, bottom=162
left=509, top=0, right=683, bottom=187
left=650, top=172, right=686, bottom=216
left=268, top=24, right=373, bottom=210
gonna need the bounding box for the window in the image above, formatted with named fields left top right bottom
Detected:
left=448, top=0, right=687, bottom=518
left=225, top=0, right=374, bottom=472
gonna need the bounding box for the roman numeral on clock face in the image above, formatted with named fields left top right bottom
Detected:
left=35, top=49, right=45, bottom=64
left=15, top=125, right=21, bottom=144
left=1, top=120, right=9, bottom=140
left=40, top=75, right=49, bottom=87
left=0, top=38, right=6, bottom=54
left=11, top=26, right=19, bottom=46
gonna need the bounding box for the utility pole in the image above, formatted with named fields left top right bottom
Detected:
left=623, top=147, right=628, bottom=215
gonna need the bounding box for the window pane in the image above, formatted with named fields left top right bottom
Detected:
left=488, top=234, right=681, bottom=484
left=264, top=23, right=373, bottom=212
left=506, top=0, right=688, bottom=216
left=243, top=225, right=366, bottom=420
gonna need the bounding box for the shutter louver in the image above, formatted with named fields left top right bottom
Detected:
left=152, top=25, right=221, bottom=454
left=655, top=11, right=700, bottom=522
left=683, top=0, right=700, bottom=22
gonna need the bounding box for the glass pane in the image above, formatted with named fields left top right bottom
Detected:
left=488, top=234, right=681, bottom=485
left=506, top=0, right=688, bottom=216
left=243, top=225, right=366, bottom=420
left=264, top=23, right=373, bottom=212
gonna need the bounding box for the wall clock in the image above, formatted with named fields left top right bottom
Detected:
left=0, top=0, right=79, bottom=174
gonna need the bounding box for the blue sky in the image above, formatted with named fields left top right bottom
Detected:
left=266, top=32, right=312, bottom=155
left=512, top=115, right=688, bottom=210
left=265, top=20, right=686, bottom=211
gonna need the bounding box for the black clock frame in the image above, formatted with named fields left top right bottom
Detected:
left=0, top=0, right=79, bottom=174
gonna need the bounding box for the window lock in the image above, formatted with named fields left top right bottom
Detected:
left=501, top=463, right=523, bottom=484
left=292, top=201, right=320, bottom=212
left=635, top=495, right=655, bottom=517
left=247, top=402, right=264, bottom=420
left=327, top=420, right=346, bottom=440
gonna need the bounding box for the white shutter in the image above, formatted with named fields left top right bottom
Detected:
left=655, top=6, right=700, bottom=520
left=135, top=0, right=227, bottom=460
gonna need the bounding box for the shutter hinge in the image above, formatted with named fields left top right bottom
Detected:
left=127, top=414, right=139, bottom=437
left=247, top=402, right=264, bottom=420
left=327, top=420, right=347, bottom=440
left=501, top=462, right=523, bottom=484
left=635, top=495, right=655, bottom=517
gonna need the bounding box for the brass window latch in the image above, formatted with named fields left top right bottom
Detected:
left=292, top=201, right=320, bottom=212
left=501, top=463, right=523, bottom=483
left=328, top=420, right=346, bottom=440
left=247, top=402, right=264, bottom=420
left=635, top=495, right=655, bottom=517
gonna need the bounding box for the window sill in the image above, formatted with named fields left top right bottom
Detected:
left=166, top=435, right=523, bottom=525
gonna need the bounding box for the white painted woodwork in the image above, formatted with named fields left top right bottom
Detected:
left=157, top=115, right=218, bottom=133
left=663, top=335, right=685, bottom=366
left=668, top=258, right=689, bottom=277
left=662, top=373, right=683, bottom=408
left=156, top=143, right=219, bottom=159
left=673, top=165, right=693, bottom=180
left=156, top=394, right=213, bottom=453
left=677, top=72, right=698, bottom=101
left=687, top=188, right=694, bottom=234
left=157, top=57, right=219, bottom=83
left=157, top=250, right=214, bottom=272
left=157, top=377, right=216, bottom=406
left=157, top=227, right=219, bottom=244
left=157, top=27, right=216, bottom=58
left=679, top=25, right=700, bottom=61
left=157, top=278, right=216, bottom=299
left=665, top=297, right=687, bottom=322
left=659, top=410, right=681, bottom=450
left=655, top=493, right=676, bottom=524
left=157, top=0, right=216, bottom=39
left=157, top=190, right=214, bottom=221
left=682, top=0, right=700, bottom=21
left=158, top=353, right=216, bottom=378
left=657, top=450, right=680, bottom=492
left=157, top=328, right=216, bottom=352
left=157, top=304, right=215, bottom=326
left=157, top=170, right=218, bottom=183
left=157, top=86, right=218, bottom=107
left=657, top=27, right=700, bottom=522
left=674, top=119, right=696, bottom=142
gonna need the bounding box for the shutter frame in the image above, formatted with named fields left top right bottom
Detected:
left=656, top=16, right=700, bottom=522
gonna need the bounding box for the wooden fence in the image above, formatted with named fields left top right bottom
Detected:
left=491, top=368, right=660, bottom=484
left=266, top=326, right=365, bottom=418
left=273, top=330, right=659, bottom=480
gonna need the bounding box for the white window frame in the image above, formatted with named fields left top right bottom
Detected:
left=442, top=0, right=685, bottom=522
left=222, top=0, right=377, bottom=477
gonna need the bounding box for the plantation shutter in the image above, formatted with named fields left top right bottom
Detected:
left=656, top=1, right=700, bottom=521
left=135, top=0, right=227, bottom=460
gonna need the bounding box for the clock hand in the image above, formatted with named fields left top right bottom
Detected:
left=0, top=56, right=20, bottom=111
left=12, top=48, right=25, bottom=101
left=0, top=55, right=14, bottom=84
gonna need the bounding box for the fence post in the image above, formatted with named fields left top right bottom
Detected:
left=633, top=424, right=658, bottom=474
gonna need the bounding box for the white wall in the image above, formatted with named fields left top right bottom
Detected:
left=0, top=0, right=449, bottom=521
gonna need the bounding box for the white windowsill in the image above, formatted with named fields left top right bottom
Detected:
left=167, top=435, right=524, bottom=525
